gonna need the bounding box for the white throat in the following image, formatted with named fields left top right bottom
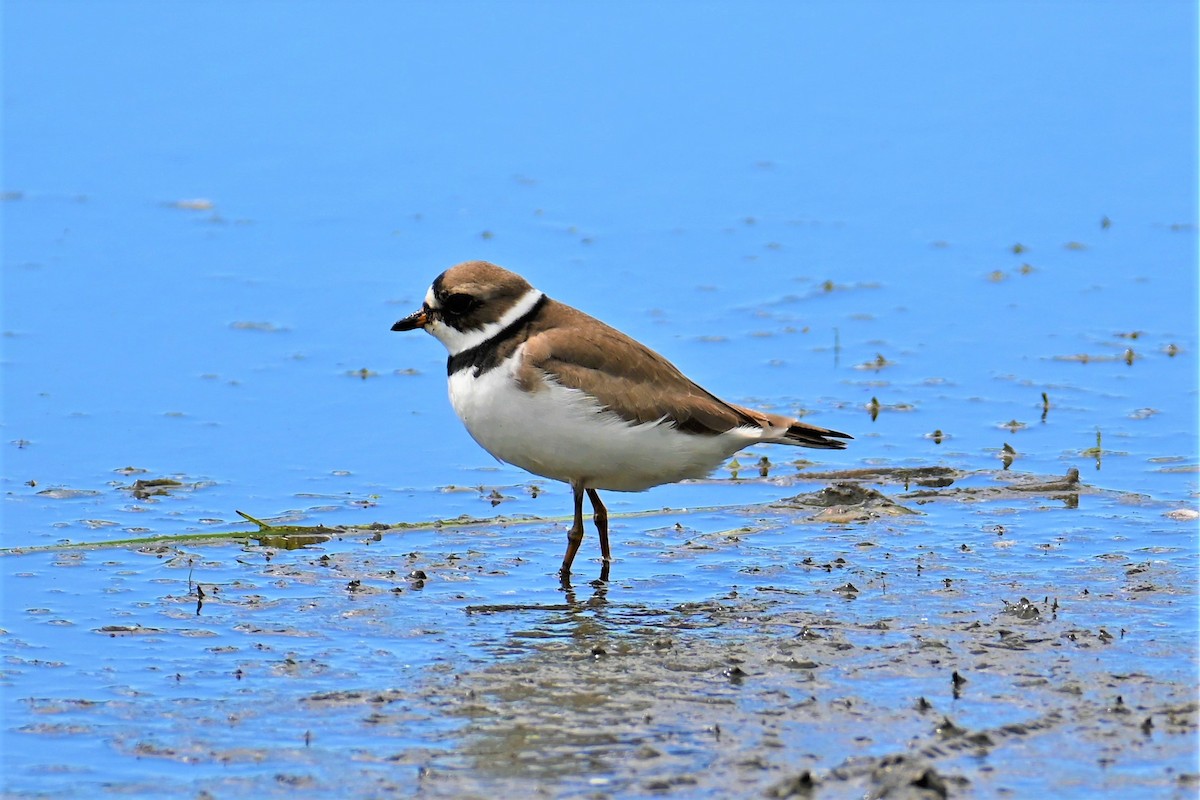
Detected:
left=428, top=288, right=545, bottom=356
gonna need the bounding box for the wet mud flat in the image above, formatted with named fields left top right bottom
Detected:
left=4, top=469, right=1198, bottom=798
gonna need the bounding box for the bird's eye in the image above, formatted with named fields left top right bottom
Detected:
left=442, top=293, right=477, bottom=316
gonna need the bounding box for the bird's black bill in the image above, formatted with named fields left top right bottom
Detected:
left=391, top=308, right=428, bottom=331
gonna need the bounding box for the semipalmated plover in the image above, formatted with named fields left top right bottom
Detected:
left=392, top=261, right=851, bottom=581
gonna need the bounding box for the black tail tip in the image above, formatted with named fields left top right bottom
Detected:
left=788, top=425, right=853, bottom=449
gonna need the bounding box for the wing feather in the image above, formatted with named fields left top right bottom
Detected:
left=516, top=301, right=850, bottom=449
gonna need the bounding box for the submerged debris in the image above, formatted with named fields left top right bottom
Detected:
left=35, top=487, right=101, bottom=499
left=1002, top=597, right=1043, bottom=621
left=897, top=467, right=1086, bottom=506
left=764, top=771, right=818, bottom=798
left=772, top=482, right=919, bottom=521
left=124, top=478, right=184, bottom=500
left=94, top=625, right=167, bottom=637
left=236, top=510, right=337, bottom=549
left=796, top=466, right=959, bottom=489
left=828, top=754, right=962, bottom=799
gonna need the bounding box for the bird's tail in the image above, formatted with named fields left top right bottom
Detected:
left=782, top=419, right=853, bottom=450
left=732, top=404, right=853, bottom=450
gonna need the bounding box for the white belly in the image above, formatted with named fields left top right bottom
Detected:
left=447, top=357, right=757, bottom=492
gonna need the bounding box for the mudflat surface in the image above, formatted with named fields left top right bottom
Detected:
left=5, top=469, right=1196, bottom=798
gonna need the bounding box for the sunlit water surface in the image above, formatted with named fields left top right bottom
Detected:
left=3, top=2, right=1196, bottom=798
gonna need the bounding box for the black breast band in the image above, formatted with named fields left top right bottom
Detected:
left=447, top=294, right=548, bottom=377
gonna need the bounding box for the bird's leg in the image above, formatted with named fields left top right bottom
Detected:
left=586, top=488, right=611, bottom=562
left=586, top=488, right=611, bottom=583
left=559, top=480, right=586, bottom=582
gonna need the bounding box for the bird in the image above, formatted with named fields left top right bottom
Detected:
left=391, top=261, right=851, bottom=582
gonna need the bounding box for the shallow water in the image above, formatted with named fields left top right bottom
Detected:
left=3, top=478, right=1196, bottom=797
left=3, top=2, right=1197, bottom=798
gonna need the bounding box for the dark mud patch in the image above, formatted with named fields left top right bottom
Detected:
left=771, top=481, right=920, bottom=522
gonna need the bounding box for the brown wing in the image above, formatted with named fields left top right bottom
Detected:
left=517, top=301, right=759, bottom=436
